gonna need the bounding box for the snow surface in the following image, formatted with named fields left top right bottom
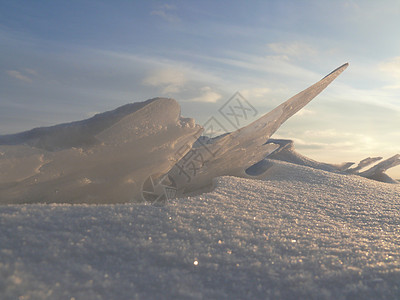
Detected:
left=1, top=161, right=400, bottom=299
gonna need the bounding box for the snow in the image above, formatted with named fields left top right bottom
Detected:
left=1, top=162, right=400, bottom=299
left=1, top=63, right=400, bottom=298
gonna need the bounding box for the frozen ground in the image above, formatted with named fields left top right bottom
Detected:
left=1, top=160, right=400, bottom=300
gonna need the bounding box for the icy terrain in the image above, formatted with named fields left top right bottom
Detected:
left=1, top=63, right=400, bottom=299
left=1, top=163, right=400, bottom=299
left=0, top=63, right=351, bottom=204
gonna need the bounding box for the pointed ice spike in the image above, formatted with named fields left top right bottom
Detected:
left=201, top=63, right=349, bottom=160
left=359, top=154, right=400, bottom=183
left=220, top=63, right=349, bottom=148
left=347, top=156, right=383, bottom=174
left=169, top=63, right=349, bottom=195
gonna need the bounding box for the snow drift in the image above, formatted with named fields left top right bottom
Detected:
left=1, top=163, right=400, bottom=299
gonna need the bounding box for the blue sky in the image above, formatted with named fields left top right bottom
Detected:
left=1, top=0, right=399, bottom=177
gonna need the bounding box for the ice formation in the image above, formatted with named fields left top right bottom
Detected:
left=263, top=139, right=399, bottom=184
left=346, top=156, right=383, bottom=174
left=358, top=154, right=400, bottom=184
left=265, top=139, right=353, bottom=172
left=166, top=63, right=349, bottom=197
left=0, top=63, right=398, bottom=204
left=0, top=99, right=201, bottom=204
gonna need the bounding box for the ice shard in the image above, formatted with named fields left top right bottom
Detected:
left=166, top=63, right=349, bottom=197
left=265, top=139, right=354, bottom=172
left=346, top=157, right=383, bottom=174
left=359, top=154, right=400, bottom=184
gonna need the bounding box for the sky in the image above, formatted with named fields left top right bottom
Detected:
left=1, top=0, right=399, bottom=178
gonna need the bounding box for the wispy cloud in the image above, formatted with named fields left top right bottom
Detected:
left=331, top=81, right=400, bottom=112
left=24, top=68, right=38, bottom=76
left=177, top=50, right=319, bottom=82
left=6, top=69, right=37, bottom=83
left=188, top=86, right=222, bottom=103
left=240, top=88, right=271, bottom=100
left=343, top=1, right=361, bottom=11
left=275, top=123, right=397, bottom=162
left=142, top=68, right=186, bottom=94
left=294, top=108, right=316, bottom=117
left=379, top=56, right=400, bottom=89
left=267, top=41, right=317, bottom=59
left=151, top=4, right=180, bottom=23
